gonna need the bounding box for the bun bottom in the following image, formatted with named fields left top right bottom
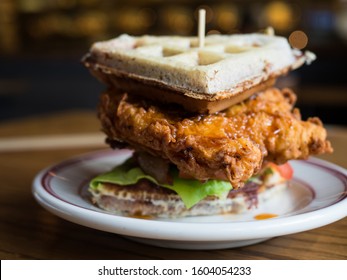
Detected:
left=89, top=182, right=287, bottom=218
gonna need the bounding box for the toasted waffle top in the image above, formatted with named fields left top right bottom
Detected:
left=85, top=33, right=309, bottom=98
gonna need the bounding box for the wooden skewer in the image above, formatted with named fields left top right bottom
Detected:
left=198, top=8, right=206, bottom=48
left=265, top=26, right=275, bottom=36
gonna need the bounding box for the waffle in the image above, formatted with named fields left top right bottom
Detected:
left=83, top=33, right=312, bottom=113
left=90, top=180, right=287, bottom=218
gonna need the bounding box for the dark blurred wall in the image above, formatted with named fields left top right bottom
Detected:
left=1, top=0, right=346, bottom=124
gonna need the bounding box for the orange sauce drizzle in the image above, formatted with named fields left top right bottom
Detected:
left=128, top=214, right=152, bottom=220
left=254, top=213, right=278, bottom=220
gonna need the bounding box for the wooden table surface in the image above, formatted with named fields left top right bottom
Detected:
left=1, top=111, right=346, bottom=260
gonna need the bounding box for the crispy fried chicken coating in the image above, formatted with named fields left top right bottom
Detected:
left=99, top=88, right=332, bottom=188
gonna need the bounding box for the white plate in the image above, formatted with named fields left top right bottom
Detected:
left=32, top=150, right=347, bottom=250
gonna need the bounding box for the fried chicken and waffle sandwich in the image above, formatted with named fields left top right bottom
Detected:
left=82, top=33, right=332, bottom=218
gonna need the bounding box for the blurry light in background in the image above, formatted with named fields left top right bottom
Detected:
left=289, top=30, right=308, bottom=49
left=75, top=12, right=107, bottom=38
left=115, top=8, right=156, bottom=35
left=163, top=7, right=193, bottom=35
left=56, top=0, right=77, bottom=9
left=214, top=4, right=239, bottom=33
left=263, top=1, right=295, bottom=32
left=0, top=0, right=19, bottom=54
left=335, top=1, right=347, bottom=42
left=28, top=14, right=72, bottom=38
left=27, top=11, right=108, bottom=39
left=78, top=0, right=99, bottom=8
left=306, top=9, right=334, bottom=32
left=18, top=0, right=46, bottom=13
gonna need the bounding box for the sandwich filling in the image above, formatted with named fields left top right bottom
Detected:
left=90, top=157, right=231, bottom=209
left=98, top=87, right=332, bottom=189
left=89, top=157, right=291, bottom=217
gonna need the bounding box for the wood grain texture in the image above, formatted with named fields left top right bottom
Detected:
left=0, top=112, right=346, bottom=260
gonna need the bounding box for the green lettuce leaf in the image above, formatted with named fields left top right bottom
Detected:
left=90, top=160, right=232, bottom=209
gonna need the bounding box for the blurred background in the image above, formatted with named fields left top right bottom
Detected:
left=1, top=0, right=347, bottom=125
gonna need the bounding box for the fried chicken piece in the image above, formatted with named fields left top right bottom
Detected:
left=222, top=88, right=332, bottom=163
left=99, top=88, right=332, bottom=188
